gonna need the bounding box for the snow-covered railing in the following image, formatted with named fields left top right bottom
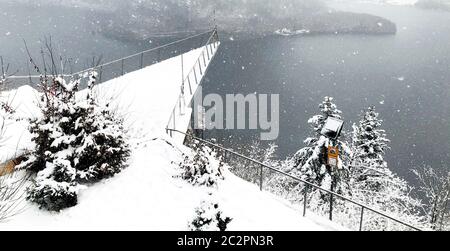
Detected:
left=165, top=29, right=220, bottom=138
left=165, top=128, right=423, bottom=232
left=8, top=30, right=216, bottom=87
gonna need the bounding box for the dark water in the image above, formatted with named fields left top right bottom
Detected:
left=0, top=2, right=210, bottom=88
left=0, top=2, right=148, bottom=80
left=202, top=3, right=450, bottom=185
left=1, top=2, right=449, bottom=186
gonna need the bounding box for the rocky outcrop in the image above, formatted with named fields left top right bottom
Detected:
left=303, top=11, right=397, bottom=35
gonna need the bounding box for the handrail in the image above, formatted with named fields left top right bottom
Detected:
left=8, top=29, right=216, bottom=80
left=165, top=128, right=423, bottom=231
left=73, top=30, right=215, bottom=77
left=165, top=29, right=220, bottom=135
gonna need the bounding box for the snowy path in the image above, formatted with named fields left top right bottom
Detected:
left=0, top=46, right=344, bottom=231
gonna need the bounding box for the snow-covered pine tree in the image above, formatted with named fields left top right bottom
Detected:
left=291, top=97, right=351, bottom=196
left=178, top=143, right=225, bottom=187
left=25, top=74, right=83, bottom=211
left=351, top=106, right=390, bottom=191
left=22, top=47, right=130, bottom=211
left=350, top=106, right=423, bottom=230
left=188, top=195, right=232, bottom=231
left=72, top=71, right=130, bottom=183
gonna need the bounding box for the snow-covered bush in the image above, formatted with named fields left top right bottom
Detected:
left=413, top=166, right=449, bottom=231
left=227, top=140, right=279, bottom=186
left=0, top=57, right=15, bottom=148
left=20, top=47, right=130, bottom=211
left=188, top=196, right=232, bottom=231
left=178, top=143, right=224, bottom=187
left=27, top=179, right=78, bottom=212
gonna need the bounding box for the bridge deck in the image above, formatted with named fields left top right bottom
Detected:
left=93, top=42, right=219, bottom=143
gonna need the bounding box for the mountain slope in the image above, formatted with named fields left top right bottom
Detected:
left=0, top=48, right=344, bottom=231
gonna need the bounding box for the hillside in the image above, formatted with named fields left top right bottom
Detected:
left=0, top=48, right=344, bottom=231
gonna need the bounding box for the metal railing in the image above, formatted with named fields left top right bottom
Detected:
left=8, top=29, right=217, bottom=88
left=165, top=29, right=220, bottom=136
left=166, top=128, right=423, bottom=231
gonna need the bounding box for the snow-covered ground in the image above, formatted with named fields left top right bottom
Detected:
left=0, top=47, right=344, bottom=231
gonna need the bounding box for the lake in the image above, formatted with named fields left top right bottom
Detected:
left=201, top=2, right=450, bottom=186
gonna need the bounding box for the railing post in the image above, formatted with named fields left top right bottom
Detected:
left=193, top=67, right=198, bottom=85
left=187, top=76, right=193, bottom=95
left=140, top=52, right=144, bottom=69
left=173, top=109, right=176, bottom=131
left=202, top=51, right=207, bottom=67
left=157, top=48, right=161, bottom=62
left=329, top=178, right=335, bottom=221
left=303, top=185, right=308, bottom=217
left=179, top=97, right=184, bottom=116
left=198, top=60, right=203, bottom=75
left=359, top=207, right=365, bottom=231
left=329, top=193, right=334, bottom=221
left=206, top=45, right=210, bottom=60
left=99, top=66, right=103, bottom=83
left=121, top=59, right=124, bottom=76
left=259, top=164, right=263, bottom=191
left=181, top=54, right=184, bottom=90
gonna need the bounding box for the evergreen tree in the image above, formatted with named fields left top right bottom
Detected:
left=24, top=68, right=130, bottom=211
left=351, top=106, right=390, bottom=191
left=291, top=97, right=351, bottom=195
left=350, top=106, right=423, bottom=230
